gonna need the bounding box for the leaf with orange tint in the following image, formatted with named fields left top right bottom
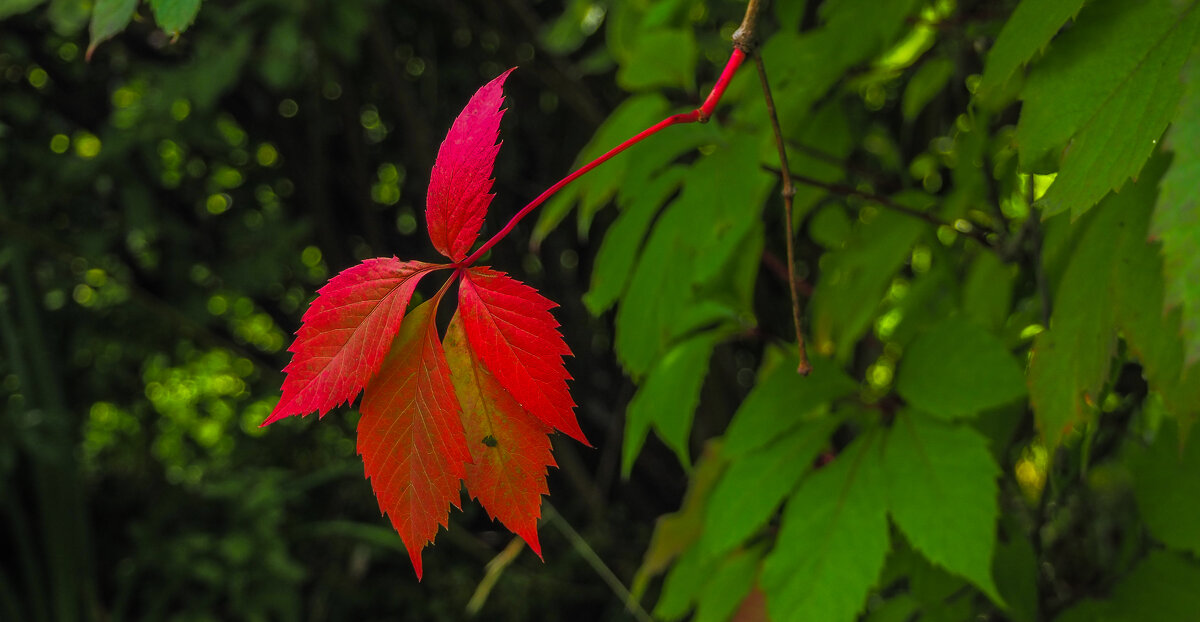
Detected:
left=444, top=310, right=555, bottom=555
left=357, top=295, right=470, bottom=579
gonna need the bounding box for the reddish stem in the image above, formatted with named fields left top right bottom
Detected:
left=458, top=49, right=747, bottom=268
left=699, top=47, right=746, bottom=121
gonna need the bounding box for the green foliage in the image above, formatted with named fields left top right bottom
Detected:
left=1033, top=1, right=1200, bottom=218
left=896, top=317, right=1026, bottom=419
left=1054, top=550, right=1200, bottom=621
left=700, top=408, right=838, bottom=557
left=557, top=0, right=1200, bottom=620
left=617, top=29, right=697, bottom=92
left=883, top=411, right=1000, bottom=601
left=976, top=0, right=1086, bottom=104
left=762, top=429, right=890, bottom=622
left=1129, top=421, right=1200, bottom=556
left=623, top=332, right=719, bottom=475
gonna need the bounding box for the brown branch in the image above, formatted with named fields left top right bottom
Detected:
left=753, top=50, right=812, bottom=375
left=763, top=165, right=1002, bottom=250
left=732, top=0, right=765, bottom=52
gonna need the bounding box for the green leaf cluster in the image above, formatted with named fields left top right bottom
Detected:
left=549, top=0, right=1200, bottom=619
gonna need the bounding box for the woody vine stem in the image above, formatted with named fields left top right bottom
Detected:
left=461, top=0, right=812, bottom=374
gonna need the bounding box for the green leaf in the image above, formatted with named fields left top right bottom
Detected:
left=884, top=411, right=1002, bottom=602
left=1129, top=421, right=1200, bottom=556
left=1111, top=155, right=1200, bottom=427
left=584, top=166, right=685, bottom=316
left=976, top=0, right=1087, bottom=103
left=902, top=57, right=953, bottom=121
left=87, top=0, right=138, bottom=59
left=1017, top=0, right=1189, bottom=171
left=809, top=202, right=926, bottom=361
left=622, top=332, right=719, bottom=476
left=1028, top=220, right=1117, bottom=447
left=1036, top=3, right=1200, bottom=218
left=762, top=429, right=889, bottom=622
left=896, top=317, right=1026, bottom=419
left=1152, top=53, right=1200, bottom=365
left=700, top=415, right=840, bottom=558
left=1028, top=155, right=1164, bottom=446
left=693, top=547, right=763, bottom=622
left=1053, top=550, right=1200, bottom=621
left=0, top=0, right=46, bottom=20
left=616, top=29, right=696, bottom=92
left=722, top=351, right=858, bottom=457
left=149, top=0, right=200, bottom=36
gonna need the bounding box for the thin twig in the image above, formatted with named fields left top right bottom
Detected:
left=755, top=55, right=812, bottom=375
left=543, top=502, right=654, bottom=622
left=762, top=165, right=1002, bottom=250
left=732, top=0, right=764, bottom=51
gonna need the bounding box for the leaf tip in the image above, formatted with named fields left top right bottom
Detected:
left=409, top=550, right=424, bottom=581
left=523, top=530, right=543, bottom=560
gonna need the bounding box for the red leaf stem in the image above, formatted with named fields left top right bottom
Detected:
left=458, top=49, right=749, bottom=266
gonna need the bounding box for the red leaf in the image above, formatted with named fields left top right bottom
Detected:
left=444, top=310, right=555, bottom=556
left=262, top=258, right=442, bottom=426
left=426, top=68, right=514, bottom=262
left=457, top=267, right=587, bottom=444
left=358, top=295, right=471, bottom=580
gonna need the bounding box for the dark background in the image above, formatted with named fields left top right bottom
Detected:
left=0, top=0, right=737, bottom=619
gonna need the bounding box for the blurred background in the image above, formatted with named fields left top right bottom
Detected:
left=0, top=0, right=755, bottom=619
